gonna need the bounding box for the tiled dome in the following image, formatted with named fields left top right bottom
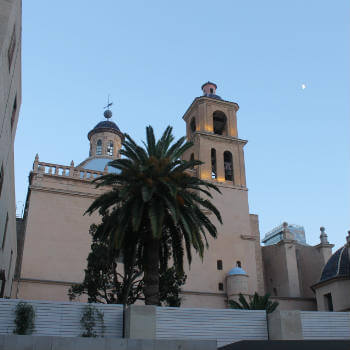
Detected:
left=320, top=246, right=350, bottom=283
left=88, top=120, right=123, bottom=140
left=93, top=120, right=121, bottom=132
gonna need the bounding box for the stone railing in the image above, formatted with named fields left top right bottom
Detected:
left=32, top=154, right=198, bottom=181
left=32, top=155, right=106, bottom=181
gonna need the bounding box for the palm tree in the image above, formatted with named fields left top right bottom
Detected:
left=85, top=126, right=222, bottom=305
left=229, top=293, right=279, bottom=314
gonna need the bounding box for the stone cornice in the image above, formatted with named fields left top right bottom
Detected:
left=204, top=178, right=248, bottom=191
left=182, top=96, right=239, bottom=120
left=18, top=278, right=79, bottom=286
left=196, top=131, right=247, bottom=146
left=311, top=275, right=350, bottom=291
left=29, top=184, right=100, bottom=199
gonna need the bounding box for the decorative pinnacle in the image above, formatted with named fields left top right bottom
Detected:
left=320, top=226, right=329, bottom=244
left=103, top=95, right=113, bottom=119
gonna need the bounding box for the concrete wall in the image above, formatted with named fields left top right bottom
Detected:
left=0, top=0, right=21, bottom=298
left=268, top=310, right=350, bottom=340
left=262, top=240, right=325, bottom=307
left=0, top=335, right=217, bottom=350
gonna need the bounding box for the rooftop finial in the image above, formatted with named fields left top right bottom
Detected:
left=103, top=95, right=113, bottom=119
left=320, top=226, right=329, bottom=244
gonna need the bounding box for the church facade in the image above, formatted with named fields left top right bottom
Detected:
left=14, top=82, right=334, bottom=310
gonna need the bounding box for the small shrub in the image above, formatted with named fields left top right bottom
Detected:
left=80, top=305, right=105, bottom=337
left=13, top=302, right=35, bottom=335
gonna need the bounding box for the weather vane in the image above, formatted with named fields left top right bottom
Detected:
left=103, top=95, right=113, bottom=119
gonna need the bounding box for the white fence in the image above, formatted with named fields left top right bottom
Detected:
left=156, top=306, right=268, bottom=347
left=0, top=299, right=123, bottom=337
left=301, top=311, right=350, bottom=340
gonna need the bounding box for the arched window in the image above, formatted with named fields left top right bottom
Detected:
left=190, top=153, right=195, bottom=169
left=236, top=261, right=241, bottom=268
left=211, top=149, right=217, bottom=179
left=213, top=111, right=227, bottom=135
left=96, top=139, right=102, bottom=155
left=107, top=141, right=114, bottom=156
left=224, top=151, right=233, bottom=181
left=190, top=117, right=196, bottom=133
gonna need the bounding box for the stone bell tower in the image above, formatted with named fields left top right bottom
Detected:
left=182, top=82, right=246, bottom=186
left=180, top=83, right=264, bottom=307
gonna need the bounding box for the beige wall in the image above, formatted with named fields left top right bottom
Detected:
left=18, top=165, right=261, bottom=305
left=294, top=244, right=326, bottom=298
left=262, top=242, right=326, bottom=299
left=0, top=0, right=21, bottom=297
left=315, top=279, right=350, bottom=311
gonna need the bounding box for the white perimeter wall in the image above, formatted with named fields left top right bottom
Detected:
left=301, top=311, right=350, bottom=340
left=0, top=299, right=123, bottom=337
left=156, top=306, right=268, bottom=347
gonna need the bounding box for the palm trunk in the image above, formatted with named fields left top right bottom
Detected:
left=143, top=237, right=160, bottom=305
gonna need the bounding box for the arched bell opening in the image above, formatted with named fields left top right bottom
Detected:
left=213, top=111, right=227, bottom=136
left=211, top=149, right=217, bottom=179
left=223, top=151, right=233, bottom=182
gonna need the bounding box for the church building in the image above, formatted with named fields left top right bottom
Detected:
left=14, top=82, right=337, bottom=310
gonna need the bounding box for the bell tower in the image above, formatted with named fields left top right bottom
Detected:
left=183, top=82, right=247, bottom=187
left=180, top=82, right=264, bottom=303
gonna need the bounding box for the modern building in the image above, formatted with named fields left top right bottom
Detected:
left=14, top=82, right=334, bottom=310
left=0, top=0, right=22, bottom=297
left=262, top=223, right=306, bottom=246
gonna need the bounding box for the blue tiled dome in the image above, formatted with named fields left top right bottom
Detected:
left=228, top=267, right=247, bottom=276
left=88, top=120, right=123, bottom=140
left=320, top=246, right=350, bottom=282
left=93, top=120, right=121, bottom=132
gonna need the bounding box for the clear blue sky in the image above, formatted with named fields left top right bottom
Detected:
left=15, top=1, right=349, bottom=249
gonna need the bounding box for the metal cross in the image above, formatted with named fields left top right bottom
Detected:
left=104, top=95, right=113, bottom=110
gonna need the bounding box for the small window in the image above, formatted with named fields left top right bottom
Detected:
left=0, top=270, right=5, bottom=298
left=2, top=213, right=9, bottom=250
left=236, top=261, right=241, bottom=268
left=324, top=293, right=333, bottom=311
left=7, top=26, right=16, bottom=70
left=107, top=141, right=114, bottom=156
left=8, top=250, right=13, bottom=279
left=224, top=151, right=233, bottom=181
left=217, top=260, right=223, bottom=270
left=11, top=96, right=17, bottom=130
left=0, top=164, right=3, bottom=198
left=210, top=88, right=213, bottom=93
left=218, top=283, right=224, bottom=291
left=190, top=153, right=195, bottom=169
left=211, top=149, right=217, bottom=179
left=190, top=117, right=196, bottom=133
left=96, top=139, right=102, bottom=155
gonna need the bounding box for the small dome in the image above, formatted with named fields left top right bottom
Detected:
left=88, top=120, right=123, bottom=140
left=93, top=120, right=121, bottom=132
left=228, top=267, right=247, bottom=276
left=319, top=246, right=350, bottom=283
